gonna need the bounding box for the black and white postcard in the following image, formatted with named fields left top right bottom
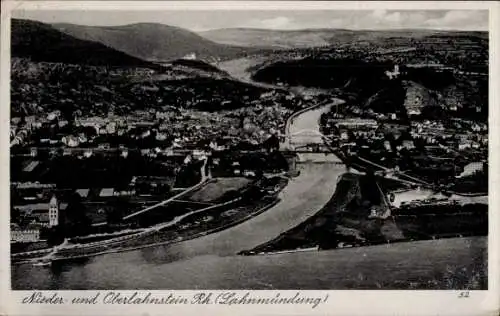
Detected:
left=1, top=1, right=498, bottom=316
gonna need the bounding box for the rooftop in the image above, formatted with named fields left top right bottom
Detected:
left=99, top=188, right=114, bottom=197
left=76, top=188, right=90, bottom=198
left=23, top=160, right=40, bottom=173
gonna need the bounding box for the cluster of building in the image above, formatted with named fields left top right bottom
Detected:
left=11, top=87, right=300, bottom=156
left=323, top=104, right=487, bottom=185
left=11, top=195, right=64, bottom=243
left=398, top=198, right=459, bottom=209
left=410, top=120, right=488, bottom=151
left=11, top=119, right=292, bottom=246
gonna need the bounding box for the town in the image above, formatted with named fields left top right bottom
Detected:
left=10, top=81, right=300, bottom=250
left=10, top=60, right=488, bottom=259
left=8, top=11, right=489, bottom=292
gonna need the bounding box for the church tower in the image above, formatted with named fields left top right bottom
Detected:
left=49, top=195, right=59, bottom=227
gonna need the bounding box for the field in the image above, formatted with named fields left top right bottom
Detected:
left=184, top=177, right=253, bottom=203
left=84, top=200, right=161, bottom=224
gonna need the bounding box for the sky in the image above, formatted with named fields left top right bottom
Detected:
left=12, top=10, right=489, bottom=32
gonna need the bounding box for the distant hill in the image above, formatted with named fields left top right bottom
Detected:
left=11, top=19, right=158, bottom=68
left=52, top=22, right=258, bottom=62
left=199, top=27, right=488, bottom=49
left=200, top=28, right=334, bottom=48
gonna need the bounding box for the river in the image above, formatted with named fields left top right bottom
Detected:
left=12, top=236, right=486, bottom=290
left=288, top=104, right=335, bottom=146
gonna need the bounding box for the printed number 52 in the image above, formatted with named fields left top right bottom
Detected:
left=458, top=291, right=470, bottom=298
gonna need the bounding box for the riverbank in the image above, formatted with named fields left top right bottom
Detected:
left=12, top=175, right=213, bottom=261
left=30, top=198, right=282, bottom=264
left=13, top=191, right=284, bottom=264
left=12, top=176, right=288, bottom=263
left=240, top=172, right=488, bottom=256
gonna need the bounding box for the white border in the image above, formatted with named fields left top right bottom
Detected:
left=2, top=1, right=497, bottom=11
left=1, top=2, right=499, bottom=316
